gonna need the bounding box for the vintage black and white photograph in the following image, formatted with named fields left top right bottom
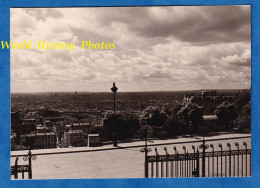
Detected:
left=10, top=6, right=251, bottom=179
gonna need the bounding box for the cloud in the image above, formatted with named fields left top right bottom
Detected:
left=89, top=6, right=250, bottom=43
left=10, top=6, right=251, bottom=92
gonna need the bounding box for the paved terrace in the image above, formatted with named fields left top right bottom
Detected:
left=11, top=133, right=251, bottom=179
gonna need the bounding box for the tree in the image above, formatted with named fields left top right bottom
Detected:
left=243, top=101, right=251, bottom=117
left=234, top=91, right=251, bottom=111
left=172, top=104, right=183, bottom=116
left=102, top=111, right=140, bottom=141
left=165, top=114, right=183, bottom=137
left=102, top=111, right=117, bottom=140
left=188, top=105, right=204, bottom=137
left=140, top=106, right=167, bottom=137
left=177, top=103, right=203, bottom=137
left=235, top=101, right=251, bottom=131
left=11, top=111, right=23, bottom=145
left=233, top=91, right=251, bottom=131
left=214, top=101, right=238, bottom=131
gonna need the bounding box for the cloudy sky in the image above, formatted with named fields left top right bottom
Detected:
left=11, top=6, right=251, bottom=93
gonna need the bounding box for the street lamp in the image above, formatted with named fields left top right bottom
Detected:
left=111, top=82, right=118, bottom=147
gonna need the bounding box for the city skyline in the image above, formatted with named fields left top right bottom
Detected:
left=11, top=88, right=249, bottom=94
left=11, top=6, right=251, bottom=93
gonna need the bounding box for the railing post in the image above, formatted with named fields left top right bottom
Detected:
left=219, top=143, right=223, bottom=177
left=227, top=143, right=231, bottom=177
left=14, top=157, right=19, bottom=179
left=187, top=151, right=189, bottom=177
left=28, top=150, right=32, bottom=179
left=164, top=147, right=169, bottom=177
left=22, top=149, right=37, bottom=179
left=201, top=138, right=206, bottom=177
left=155, top=148, right=159, bottom=178
left=183, top=146, right=186, bottom=177
left=140, top=129, right=151, bottom=178
left=144, top=149, right=148, bottom=178
left=235, top=142, right=240, bottom=177
left=192, top=145, right=195, bottom=175
left=210, top=144, right=214, bottom=177
left=22, top=170, right=25, bottom=179
left=174, top=146, right=178, bottom=177
left=243, top=142, right=248, bottom=177
left=196, top=148, right=200, bottom=177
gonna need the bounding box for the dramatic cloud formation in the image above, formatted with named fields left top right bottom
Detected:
left=11, top=6, right=251, bottom=93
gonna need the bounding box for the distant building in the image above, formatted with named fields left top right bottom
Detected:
left=20, top=135, right=26, bottom=144
left=36, top=124, right=52, bottom=133
left=202, top=90, right=217, bottom=96
left=198, top=115, right=225, bottom=134
left=53, top=123, right=66, bottom=141
left=71, top=122, right=91, bottom=134
left=183, top=90, right=238, bottom=114
left=21, top=119, right=37, bottom=134
left=183, top=90, right=236, bottom=104
left=44, top=117, right=64, bottom=126
left=34, top=133, right=57, bottom=149
left=20, top=133, right=57, bottom=149
left=62, top=130, right=87, bottom=147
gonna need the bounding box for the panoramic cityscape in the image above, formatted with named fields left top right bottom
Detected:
left=10, top=6, right=251, bottom=179
left=10, top=89, right=251, bottom=178
left=11, top=89, right=251, bottom=151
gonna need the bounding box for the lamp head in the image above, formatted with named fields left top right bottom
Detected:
left=111, top=82, right=118, bottom=93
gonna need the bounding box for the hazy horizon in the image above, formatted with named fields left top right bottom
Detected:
left=10, top=88, right=250, bottom=95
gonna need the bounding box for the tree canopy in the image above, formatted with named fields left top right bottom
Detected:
left=103, top=111, right=140, bottom=140
left=177, top=103, right=203, bottom=136
left=235, top=101, right=251, bottom=131
left=165, top=114, right=183, bottom=136
left=177, top=103, right=203, bottom=123
left=140, top=106, right=167, bottom=127
left=214, top=101, right=238, bottom=122
left=214, top=101, right=238, bottom=130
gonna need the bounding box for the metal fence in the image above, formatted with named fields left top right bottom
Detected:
left=142, top=136, right=251, bottom=178
left=11, top=150, right=37, bottom=179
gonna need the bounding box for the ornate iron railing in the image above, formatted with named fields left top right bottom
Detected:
left=11, top=150, right=37, bottom=179
left=141, top=136, right=251, bottom=178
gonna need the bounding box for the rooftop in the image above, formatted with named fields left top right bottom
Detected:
left=203, top=115, right=218, bottom=120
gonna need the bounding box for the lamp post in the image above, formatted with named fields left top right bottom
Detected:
left=140, top=127, right=151, bottom=178
left=111, top=82, right=118, bottom=147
